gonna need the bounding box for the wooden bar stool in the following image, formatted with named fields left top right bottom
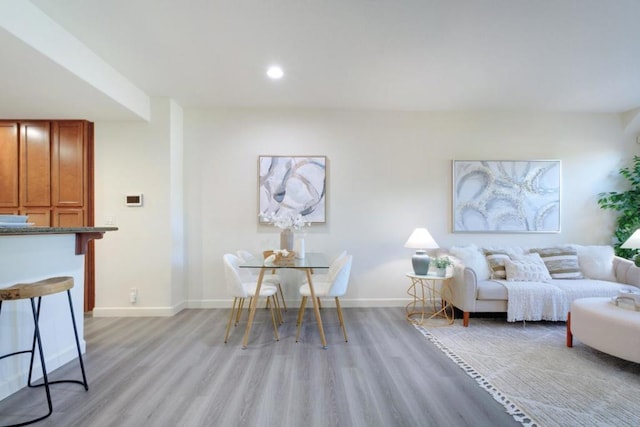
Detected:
left=0, top=277, right=89, bottom=427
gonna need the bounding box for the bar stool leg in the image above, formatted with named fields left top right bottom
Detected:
left=0, top=297, right=54, bottom=427
left=66, top=290, right=89, bottom=390
left=0, top=289, right=89, bottom=427
left=27, top=291, right=88, bottom=390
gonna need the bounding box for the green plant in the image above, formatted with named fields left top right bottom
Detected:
left=597, top=155, right=640, bottom=259
left=433, top=256, right=453, bottom=269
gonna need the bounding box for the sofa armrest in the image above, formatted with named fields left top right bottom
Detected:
left=449, top=266, right=479, bottom=313
left=613, top=256, right=640, bottom=289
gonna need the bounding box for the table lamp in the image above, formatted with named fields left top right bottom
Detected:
left=404, top=228, right=439, bottom=275
left=621, top=230, right=640, bottom=266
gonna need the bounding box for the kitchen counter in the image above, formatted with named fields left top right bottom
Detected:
left=0, top=226, right=116, bottom=400
left=0, top=226, right=117, bottom=254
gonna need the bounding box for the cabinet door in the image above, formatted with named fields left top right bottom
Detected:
left=52, top=208, right=85, bottom=227
left=0, top=208, right=19, bottom=215
left=0, top=122, right=19, bottom=208
left=20, top=208, right=50, bottom=226
left=20, top=122, right=51, bottom=207
left=52, top=121, right=86, bottom=208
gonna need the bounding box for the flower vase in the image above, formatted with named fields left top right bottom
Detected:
left=294, top=237, right=305, bottom=259
left=280, top=229, right=294, bottom=251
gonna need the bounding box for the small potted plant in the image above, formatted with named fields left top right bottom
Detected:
left=433, top=256, right=453, bottom=276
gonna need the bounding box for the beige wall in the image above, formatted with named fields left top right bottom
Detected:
left=93, top=106, right=638, bottom=314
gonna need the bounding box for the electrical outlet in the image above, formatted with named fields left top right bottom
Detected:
left=105, top=215, right=116, bottom=225
left=130, top=288, right=138, bottom=304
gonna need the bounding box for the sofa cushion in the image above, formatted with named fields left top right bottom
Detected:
left=505, top=253, right=552, bottom=282
left=484, top=249, right=511, bottom=280
left=530, top=247, right=583, bottom=279
left=574, top=245, right=617, bottom=281
left=450, top=244, right=491, bottom=280
left=477, top=279, right=508, bottom=300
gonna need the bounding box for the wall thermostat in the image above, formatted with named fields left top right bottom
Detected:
left=126, top=194, right=143, bottom=207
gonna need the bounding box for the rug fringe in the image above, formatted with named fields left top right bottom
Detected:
left=414, top=324, right=538, bottom=427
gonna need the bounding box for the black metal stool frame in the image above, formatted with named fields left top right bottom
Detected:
left=0, top=289, right=89, bottom=427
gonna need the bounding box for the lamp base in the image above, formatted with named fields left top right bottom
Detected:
left=412, top=250, right=431, bottom=276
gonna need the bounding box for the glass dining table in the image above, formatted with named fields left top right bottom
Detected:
left=239, top=252, right=330, bottom=348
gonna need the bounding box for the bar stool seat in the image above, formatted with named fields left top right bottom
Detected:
left=0, top=276, right=89, bottom=427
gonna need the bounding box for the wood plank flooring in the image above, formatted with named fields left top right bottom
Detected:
left=0, top=307, right=518, bottom=426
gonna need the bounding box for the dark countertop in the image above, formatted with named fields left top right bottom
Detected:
left=0, top=226, right=118, bottom=235
left=0, top=226, right=118, bottom=254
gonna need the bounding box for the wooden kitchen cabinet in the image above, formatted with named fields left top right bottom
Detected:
left=0, top=119, right=95, bottom=310
left=0, top=122, right=19, bottom=208
left=20, top=121, right=51, bottom=207
left=0, top=120, right=92, bottom=224
left=52, top=121, right=87, bottom=208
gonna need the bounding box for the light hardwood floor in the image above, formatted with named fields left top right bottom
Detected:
left=0, top=307, right=518, bottom=426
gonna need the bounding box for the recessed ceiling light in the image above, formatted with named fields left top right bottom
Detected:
left=267, top=66, right=284, bottom=79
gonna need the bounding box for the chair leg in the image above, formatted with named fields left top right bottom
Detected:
left=235, top=298, right=245, bottom=326
left=269, top=296, right=280, bottom=342
left=271, top=292, right=283, bottom=324
left=335, top=297, right=348, bottom=342
left=295, top=296, right=308, bottom=342
left=247, top=297, right=254, bottom=318
left=225, top=297, right=239, bottom=343
left=278, top=284, right=288, bottom=312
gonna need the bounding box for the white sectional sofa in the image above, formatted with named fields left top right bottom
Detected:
left=445, top=244, right=640, bottom=326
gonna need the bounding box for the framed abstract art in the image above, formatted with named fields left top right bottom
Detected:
left=452, top=160, right=561, bottom=233
left=258, top=156, right=326, bottom=223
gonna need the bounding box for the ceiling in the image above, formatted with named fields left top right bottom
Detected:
left=2, top=0, right=640, bottom=121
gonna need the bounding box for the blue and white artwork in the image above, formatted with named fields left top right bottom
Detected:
left=259, top=156, right=326, bottom=223
left=453, top=160, right=561, bottom=233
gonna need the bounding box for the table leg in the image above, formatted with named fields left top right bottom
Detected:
left=242, top=267, right=266, bottom=348
left=306, top=268, right=328, bottom=348
left=406, top=279, right=418, bottom=321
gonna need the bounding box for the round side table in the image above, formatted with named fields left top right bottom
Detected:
left=405, top=272, right=454, bottom=326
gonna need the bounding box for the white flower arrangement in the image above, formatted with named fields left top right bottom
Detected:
left=260, top=211, right=310, bottom=231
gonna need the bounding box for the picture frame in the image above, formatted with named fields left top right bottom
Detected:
left=452, top=160, right=561, bottom=233
left=258, top=156, right=326, bottom=223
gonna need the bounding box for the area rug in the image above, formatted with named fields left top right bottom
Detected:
left=415, top=318, right=640, bottom=427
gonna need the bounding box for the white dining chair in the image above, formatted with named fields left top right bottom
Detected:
left=222, top=253, right=280, bottom=343
left=237, top=249, right=287, bottom=312
left=296, top=254, right=353, bottom=343
left=303, top=250, right=347, bottom=309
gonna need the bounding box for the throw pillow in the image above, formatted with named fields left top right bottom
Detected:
left=483, top=249, right=511, bottom=280
left=529, top=247, right=584, bottom=279
left=574, top=245, right=617, bottom=281
left=504, top=253, right=552, bottom=281
left=449, top=244, right=491, bottom=280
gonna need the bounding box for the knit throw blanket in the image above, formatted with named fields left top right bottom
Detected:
left=495, top=280, right=569, bottom=322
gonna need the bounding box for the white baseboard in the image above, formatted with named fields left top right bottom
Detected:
left=92, top=302, right=185, bottom=317
left=94, top=298, right=410, bottom=316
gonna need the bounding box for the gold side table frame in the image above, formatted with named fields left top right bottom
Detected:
left=405, top=272, right=454, bottom=326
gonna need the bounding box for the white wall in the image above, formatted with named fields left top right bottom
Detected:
left=93, top=98, right=180, bottom=316
left=94, top=107, right=639, bottom=314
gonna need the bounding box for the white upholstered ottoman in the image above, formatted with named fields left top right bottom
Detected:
left=567, top=297, right=640, bottom=363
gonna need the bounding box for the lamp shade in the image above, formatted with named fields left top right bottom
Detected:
left=404, top=228, right=439, bottom=249
left=621, top=230, right=640, bottom=249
